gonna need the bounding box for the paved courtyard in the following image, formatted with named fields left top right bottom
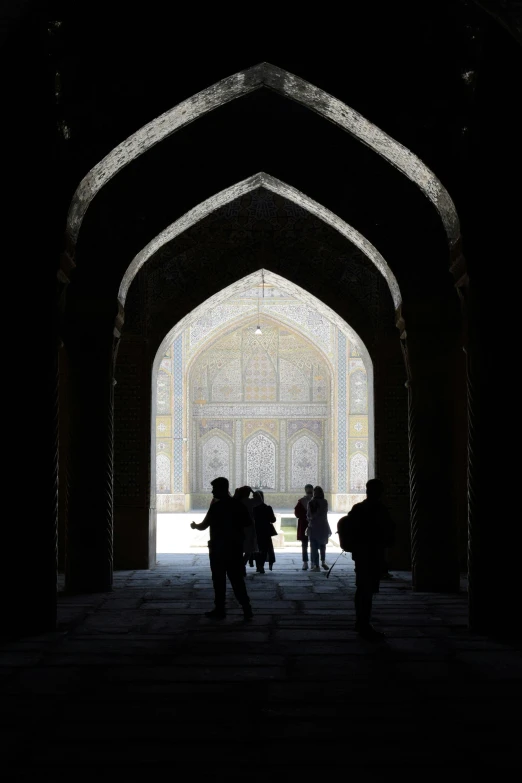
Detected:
left=1, top=553, right=521, bottom=773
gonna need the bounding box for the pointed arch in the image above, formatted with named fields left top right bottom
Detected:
left=150, top=271, right=375, bottom=511
left=66, top=63, right=460, bottom=251
left=119, top=173, right=402, bottom=310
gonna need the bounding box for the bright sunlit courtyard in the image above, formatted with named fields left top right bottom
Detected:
left=156, top=511, right=347, bottom=553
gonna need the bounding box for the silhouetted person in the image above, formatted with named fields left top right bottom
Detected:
left=294, top=483, right=314, bottom=570
left=233, top=485, right=259, bottom=573
left=345, top=478, right=395, bottom=640
left=191, top=477, right=253, bottom=621
left=306, top=486, right=332, bottom=572
left=252, top=490, right=277, bottom=573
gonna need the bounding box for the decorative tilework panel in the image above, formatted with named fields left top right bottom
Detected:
left=291, top=434, right=319, bottom=489
left=244, top=352, right=277, bottom=401
left=337, top=332, right=347, bottom=492
left=243, top=420, right=279, bottom=439
left=349, top=416, right=368, bottom=438
left=157, top=438, right=172, bottom=455
left=156, top=373, right=171, bottom=415
left=160, top=358, right=172, bottom=373
left=246, top=433, right=276, bottom=489
left=173, top=335, right=183, bottom=492
left=313, top=365, right=328, bottom=402
left=198, top=419, right=234, bottom=438
left=287, top=420, right=323, bottom=438
left=211, top=359, right=242, bottom=401
left=156, top=453, right=171, bottom=493
left=193, top=404, right=328, bottom=418
left=279, top=358, right=309, bottom=401
left=350, top=370, right=368, bottom=414
left=348, top=438, right=368, bottom=456
left=156, top=416, right=172, bottom=438
left=202, top=435, right=230, bottom=491
left=279, top=420, right=286, bottom=492
left=190, top=305, right=252, bottom=347
left=350, top=453, right=368, bottom=493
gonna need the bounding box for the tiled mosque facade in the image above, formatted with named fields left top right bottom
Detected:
left=155, top=282, right=371, bottom=511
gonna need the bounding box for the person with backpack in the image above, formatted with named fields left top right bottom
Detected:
left=338, top=478, right=395, bottom=640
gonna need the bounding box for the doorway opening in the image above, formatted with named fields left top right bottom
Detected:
left=151, top=271, right=373, bottom=553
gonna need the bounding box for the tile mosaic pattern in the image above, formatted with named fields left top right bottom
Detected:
left=350, top=369, right=368, bottom=414
left=173, top=335, right=183, bottom=492
left=350, top=452, right=368, bottom=492
left=337, top=332, right=347, bottom=492
left=202, top=435, right=230, bottom=491
left=246, top=432, right=276, bottom=489
left=291, top=434, right=319, bottom=489
left=155, top=288, right=370, bottom=502
left=156, top=453, right=171, bottom=493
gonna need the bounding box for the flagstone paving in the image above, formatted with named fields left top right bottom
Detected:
left=1, top=553, right=521, bottom=774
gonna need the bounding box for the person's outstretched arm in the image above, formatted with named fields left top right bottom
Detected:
left=191, top=503, right=215, bottom=530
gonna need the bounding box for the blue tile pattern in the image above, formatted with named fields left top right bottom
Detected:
left=173, top=335, right=183, bottom=492
left=337, top=332, right=347, bottom=492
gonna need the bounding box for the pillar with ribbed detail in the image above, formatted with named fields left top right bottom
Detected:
left=65, top=302, right=117, bottom=593
left=463, top=278, right=516, bottom=633
left=403, top=301, right=462, bottom=593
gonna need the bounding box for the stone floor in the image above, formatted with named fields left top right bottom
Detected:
left=2, top=553, right=522, bottom=773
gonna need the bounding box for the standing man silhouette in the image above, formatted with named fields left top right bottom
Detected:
left=346, top=479, right=395, bottom=640
left=191, top=477, right=253, bottom=620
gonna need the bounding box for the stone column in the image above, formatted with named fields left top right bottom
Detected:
left=65, top=304, right=117, bottom=593
left=372, top=330, right=410, bottom=570
left=113, top=335, right=152, bottom=569
left=403, top=308, right=462, bottom=593
left=462, top=278, right=515, bottom=632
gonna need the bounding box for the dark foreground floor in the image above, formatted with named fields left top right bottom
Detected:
left=1, top=553, right=521, bottom=774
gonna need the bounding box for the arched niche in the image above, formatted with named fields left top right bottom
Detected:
left=150, top=272, right=374, bottom=515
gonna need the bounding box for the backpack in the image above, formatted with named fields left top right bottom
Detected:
left=337, top=513, right=357, bottom=552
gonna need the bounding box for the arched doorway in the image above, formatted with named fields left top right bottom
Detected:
left=150, top=271, right=374, bottom=552
left=63, top=65, right=463, bottom=597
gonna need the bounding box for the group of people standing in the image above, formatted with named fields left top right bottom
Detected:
left=190, top=479, right=278, bottom=621
left=232, top=485, right=277, bottom=574
left=191, top=476, right=395, bottom=641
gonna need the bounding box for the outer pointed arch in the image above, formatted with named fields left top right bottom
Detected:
left=67, top=62, right=460, bottom=251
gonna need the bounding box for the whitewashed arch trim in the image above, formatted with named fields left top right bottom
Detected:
left=119, top=173, right=402, bottom=309
left=67, top=63, right=459, bottom=250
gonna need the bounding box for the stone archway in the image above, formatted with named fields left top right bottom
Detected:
left=150, top=272, right=375, bottom=544
left=65, top=63, right=460, bottom=252
left=61, top=67, right=465, bottom=596
left=118, top=173, right=402, bottom=312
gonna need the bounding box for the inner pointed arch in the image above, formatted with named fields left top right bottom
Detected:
left=119, top=172, right=402, bottom=311
left=150, top=269, right=375, bottom=511
left=152, top=269, right=374, bottom=376
left=67, top=62, right=460, bottom=250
